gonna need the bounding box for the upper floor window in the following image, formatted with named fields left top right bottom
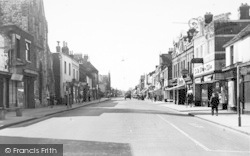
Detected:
left=230, top=45, right=234, bottom=65
left=64, top=61, right=67, bottom=74
left=195, top=48, right=198, bottom=58
left=73, top=69, right=75, bottom=79
left=25, top=40, right=31, bottom=62
left=16, top=35, right=21, bottom=59
left=69, top=63, right=71, bottom=76
left=200, top=45, right=203, bottom=58
left=76, top=70, right=78, bottom=80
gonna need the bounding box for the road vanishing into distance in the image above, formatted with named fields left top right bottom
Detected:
left=0, top=98, right=249, bottom=156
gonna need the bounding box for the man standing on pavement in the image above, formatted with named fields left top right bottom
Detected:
left=210, top=92, right=220, bottom=116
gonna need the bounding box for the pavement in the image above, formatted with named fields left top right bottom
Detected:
left=152, top=100, right=250, bottom=136
left=0, top=98, right=110, bottom=129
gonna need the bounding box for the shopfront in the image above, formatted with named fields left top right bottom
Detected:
left=0, top=73, right=10, bottom=108
left=167, top=78, right=186, bottom=105
left=194, top=73, right=227, bottom=107
left=9, top=74, right=24, bottom=108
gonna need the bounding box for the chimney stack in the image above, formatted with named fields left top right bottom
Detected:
left=239, top=3, right=250, bottom=19
left=62, top=41, right=70, bottom=55
left=84, top=55, right=89, bottom=62
left=56, top=41, right=61, bottom=52
left=204, top=12, right=213, bottom=25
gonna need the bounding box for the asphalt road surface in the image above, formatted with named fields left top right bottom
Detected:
left=0, top=98, right=249, bottom=156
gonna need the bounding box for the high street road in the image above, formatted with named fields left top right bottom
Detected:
left=0, top=98, right=249, bottom=156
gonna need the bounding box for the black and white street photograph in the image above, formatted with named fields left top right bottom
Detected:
left=0, top=0, right=250, bottom=155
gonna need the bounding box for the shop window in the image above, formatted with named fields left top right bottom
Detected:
left=9, top=81, right=17, bottom=107
left=25, top=40, right=31, bottom=62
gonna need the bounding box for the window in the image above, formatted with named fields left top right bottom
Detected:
left=16, top=37, right=21, bottom=59
left=200, top=45, right=203, bottom=58
left=64, top=61, right=66, bottom=74
left=196, top=48, right=199, bottom=58
left=69, top=63, right=71, bottom=75
left=230, top=45, right=234, bottom=65
left=76, top=70, right=78, bottom=80
left=177, top=63, right=180, bottom=77
left=73, top=69, right=75, bottom=79
left=25, top=40, right=31, bottom=61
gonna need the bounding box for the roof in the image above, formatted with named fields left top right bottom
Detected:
left=223, top=24, right=250, bottom=47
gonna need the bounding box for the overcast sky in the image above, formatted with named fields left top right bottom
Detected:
left=43, top=0, right=248, bottom=91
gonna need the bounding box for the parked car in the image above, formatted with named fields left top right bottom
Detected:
left=124, top=93, right=131, bottom=100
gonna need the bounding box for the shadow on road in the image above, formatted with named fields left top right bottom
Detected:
left=57, top=107, right=191, bottom=117
left=0, top=136, right=133, bottom=156
left=88, top=100, right=119, bottom=108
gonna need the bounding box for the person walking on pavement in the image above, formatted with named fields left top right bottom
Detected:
left=210, top=92, right=220, bottom=116
left=186, top=91, right=193, bottom=107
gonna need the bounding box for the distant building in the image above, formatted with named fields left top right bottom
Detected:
left=74, top=54, right=99, bottom=100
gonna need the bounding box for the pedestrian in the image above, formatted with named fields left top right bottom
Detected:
left=187, top=91, right=193, bottom=107
left=210, top=92, right=220, bottom=116
left=154, top=94, right=157, bottom=102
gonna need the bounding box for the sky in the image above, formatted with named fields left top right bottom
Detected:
left=43, top=0, right=248, bottom=91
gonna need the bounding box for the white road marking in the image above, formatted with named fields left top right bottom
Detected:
left=157, top=115, right=211, bottom=151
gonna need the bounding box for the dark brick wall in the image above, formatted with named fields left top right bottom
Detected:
left=215, top=36, right=234, bottom=52
left=52, top=53, right=61, bottom=99
left=215, top=21, right=250, bottom=35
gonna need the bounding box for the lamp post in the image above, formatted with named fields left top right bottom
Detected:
left=237, top=65, right=241, bottom=127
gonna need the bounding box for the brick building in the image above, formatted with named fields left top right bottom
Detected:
left=0, top=0, right=54, bottom=107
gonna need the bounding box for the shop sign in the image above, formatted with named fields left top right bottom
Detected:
left=194, top=62, right=214, bottom=77
left=195, top=78, right=202, bottom=83
left=177, top=77, right=185, bottom=86
left=204, top=75, right=213, bottom=82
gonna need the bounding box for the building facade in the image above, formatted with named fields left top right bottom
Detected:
left=53, top=42, right=79, bottom=104
left=0, top=0, right=53, bottom=107
left=223, top=24, right=250, bottom=112
left=170, top=29, right=194, bottom=105
left=193, top=7, right=250, bottom=107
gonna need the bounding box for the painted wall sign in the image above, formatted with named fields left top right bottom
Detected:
left=204, top=74, right=213, bottom=82
left=194, top=61, right=215, bottom=77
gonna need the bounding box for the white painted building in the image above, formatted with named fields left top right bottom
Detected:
left=224, top=24, right=250, bottom=112
left=53, top=43, right=79, bottom=103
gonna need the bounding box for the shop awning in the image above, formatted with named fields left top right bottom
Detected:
left=165, top=84, right=185, bottom=91
left=11, top=74, right=23, bottom=81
